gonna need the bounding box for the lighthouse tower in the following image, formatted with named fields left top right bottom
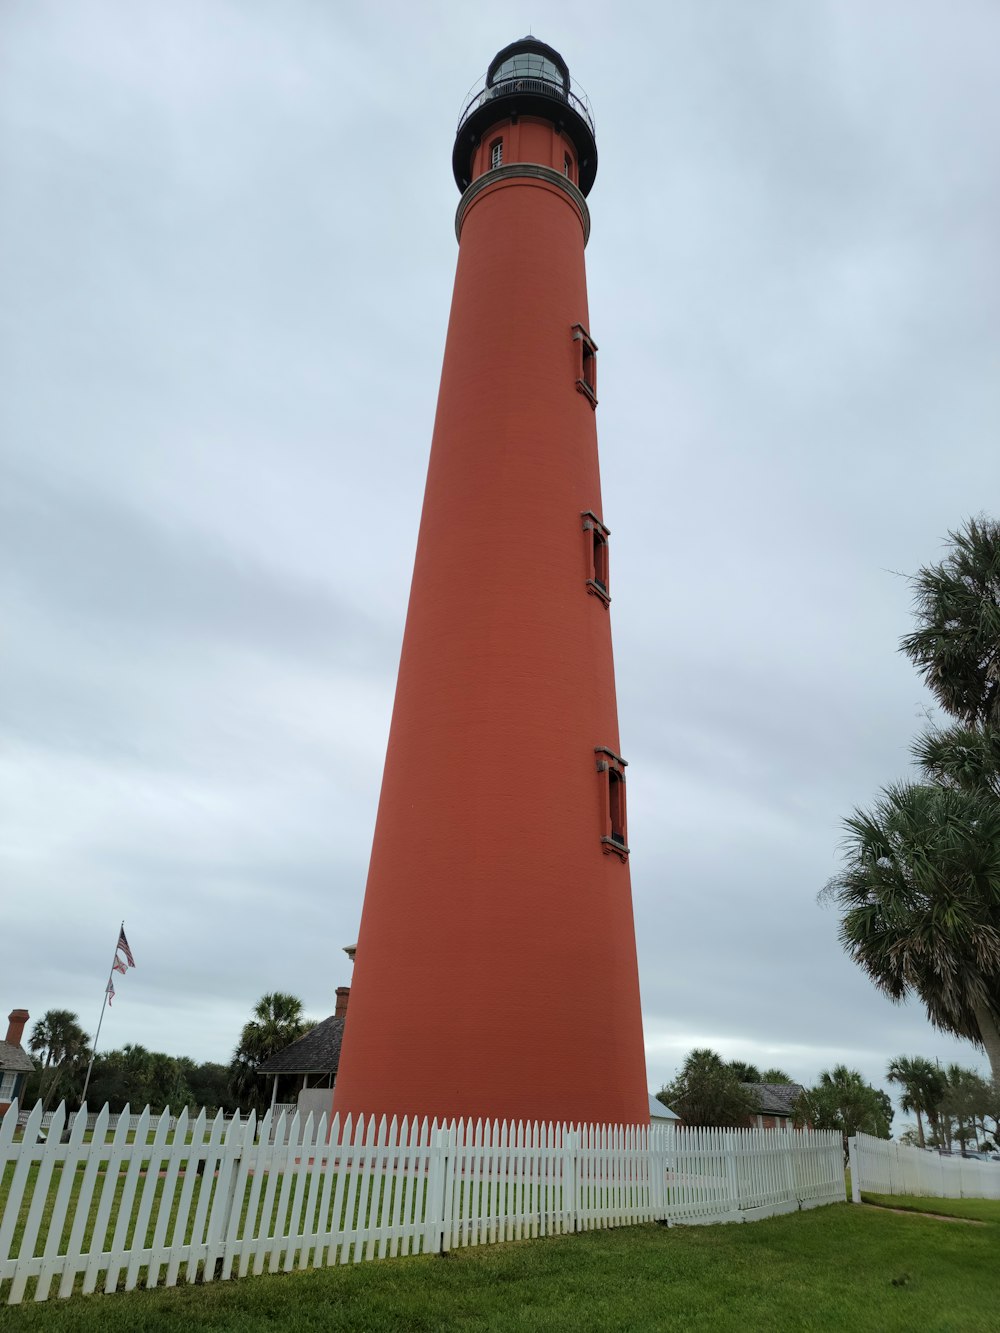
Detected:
left=333, top=38, right=648, bottom=1127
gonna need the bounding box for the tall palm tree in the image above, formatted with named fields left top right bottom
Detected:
left=27, top=1010, right=91, bottom=1111
left=886, top=1056, right=946, bottom=1149
left=229, top=992, right=314, bottom=1111
left=826, top=781, right=1000, bottom=1082
left=796, top=1066, right=893, bottom=1156
left=901, top=516, right=1000, bottom=729
left=939, top=1063, right=997, bottom=1151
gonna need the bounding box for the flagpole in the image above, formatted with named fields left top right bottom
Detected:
left=79, top=921, right=124, bottom=1110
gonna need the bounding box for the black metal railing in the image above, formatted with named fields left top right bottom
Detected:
left=457, top=73, right=595, bottom=137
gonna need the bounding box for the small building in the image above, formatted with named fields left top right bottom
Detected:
left=0, top=1009, right=34, bottom=1114
left=257, top=987, right=349, bottom=1122
left=741, top=1082, right=805, bottom=1129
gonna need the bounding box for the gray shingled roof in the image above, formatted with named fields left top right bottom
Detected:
left=256, top=1016, right=344, bottom=1076
left=0, top=1040, right=35, bottom=1074
left=741, top=1082, right=805, bottom=1116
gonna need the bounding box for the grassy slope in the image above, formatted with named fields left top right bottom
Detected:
left=0, top=1203, right=997, bottom=1333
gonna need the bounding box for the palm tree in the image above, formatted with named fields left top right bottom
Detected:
left=659, top=1049, right=756, bottom=1128
left=826, top=781, right=1000, bottom=1081
left=796, top=1066, right=893, bottom=1156
left=901, top=516, right=1000, bottom=728
left=939, top=1063, right=996, bottom=1151
left=27, top=1010, right=91, bottom=1110
left=943, top=1063, right=971, bottom=1151
left=727, top=1061, right=762, bottom=1083
left=912, top=724, right=1000, bottom=800
left=229, top=992, right=314, bottom=1112
left=759, top=1068, right=794, bottom=1084
left=886, top=1056, right=946, bottom=1150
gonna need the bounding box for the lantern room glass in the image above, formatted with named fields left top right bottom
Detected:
left=490, top=53, right=566, bottom=90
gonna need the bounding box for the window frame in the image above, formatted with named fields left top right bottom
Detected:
left=490, top=137, right=504, bottom=170
left=572, top=324, right=598, bottom=407
left=581, top=510, right=611, bottom=606
left=595, top=745, right=629, bottom=860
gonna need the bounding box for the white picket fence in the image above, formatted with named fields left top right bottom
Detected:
left=16, top=1105, right=319, bottom=1146
left=17, top=1109, right=183, bottom=1138
left=849, top=1132, right=1000, bottom=1202
left=0, top=1100, right=844, bottom=1306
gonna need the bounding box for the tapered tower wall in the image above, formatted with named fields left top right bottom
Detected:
left=332, top=45, right=648, bottom=1127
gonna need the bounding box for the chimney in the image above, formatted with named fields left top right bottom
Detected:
left=335, top=987, right=350, bottom=1021
left=6, top=1009, right=29, bottom=1047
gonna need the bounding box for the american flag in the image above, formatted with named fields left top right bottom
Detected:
left=106, top=978, right=115, bottom=1005
left=117, top=927, right=136, bottom=969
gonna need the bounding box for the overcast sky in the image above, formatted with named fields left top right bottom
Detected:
left=3, top=1, right=999, bottom=1126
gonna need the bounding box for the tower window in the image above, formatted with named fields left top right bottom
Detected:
left=595, top=747, right=629, bottom=860
left=581, top=510, right=611, bottom=606
left=490, top=138, right=503, bottom=169
left=609, top=772, right=626, bottom=845
left=564, top=153, right=573, bottom=180
left=572, top=324, right=598, bottom=407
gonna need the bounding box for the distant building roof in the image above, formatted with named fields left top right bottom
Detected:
left=256, top=1016, right=345, bottom=1076
left=649, top=1093, right=679, bottom=1121
left=0, top=1041, right=35, bottom=1074
left=741, top=1083, right=804, bottom=1116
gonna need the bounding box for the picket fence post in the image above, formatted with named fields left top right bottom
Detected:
left=648, top=1123, right=665, bottom=1220
left=440, top=1122, right=457, bottom=1252
left=780, top=1128, right=797, bottom=1207
left=723, top=1132, right=741, bottom=1218
left=562, top=1128, right=578, bottom=1232
left=204, top=1110, right=248, bottom=1279
left=424, top=1121, right=449, bottom=1254
left=847, top=1136, right=861, bottom=1203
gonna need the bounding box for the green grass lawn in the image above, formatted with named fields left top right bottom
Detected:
left=0, top=1202, right=996, bottom=1332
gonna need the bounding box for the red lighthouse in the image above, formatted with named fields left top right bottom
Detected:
left=333, top=38, right=648, bottom=1127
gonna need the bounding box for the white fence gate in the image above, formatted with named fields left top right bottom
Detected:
left=848, top=1132, right=1000, bottom=1202
left=0, top=1100, right=844, bottom=1307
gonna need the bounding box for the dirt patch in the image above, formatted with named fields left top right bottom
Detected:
left=861, top=1202, right=986, bottom=1226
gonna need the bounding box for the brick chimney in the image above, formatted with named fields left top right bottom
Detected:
left=334, top=987, right=350, bottom=1021
left=6, top=1009, right=29, bottom=1047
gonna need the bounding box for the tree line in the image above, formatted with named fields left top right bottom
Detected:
left=655, top=1049, right=892, bottom=1152
left=657, top=1048, right=998, bottom=1157
left=887, top=1054, right=998, bottom=1152
left=18, top=991, right=315, bottom=1115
